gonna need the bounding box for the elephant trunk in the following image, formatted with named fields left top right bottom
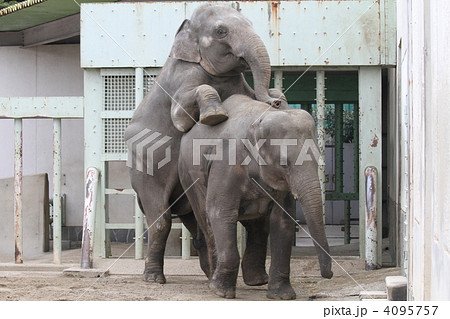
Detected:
left=291, top=170, right=333, bottom=279
left=241, top=34, right=273, bottom=104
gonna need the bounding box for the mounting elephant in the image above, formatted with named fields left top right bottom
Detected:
left=178, top=94, right=334, bottom=300
left=124, top=4, right=285, bottom=283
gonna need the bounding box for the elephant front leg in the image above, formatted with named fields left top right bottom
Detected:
left=208, top=210, right=240, bottom=299
left=196, top=84, right=228, bottom=126
left=241, top=218, right=269, bottom=286
left=171, top=85, right=228, bottom=132
left=267, top=201, right=296, bottom=300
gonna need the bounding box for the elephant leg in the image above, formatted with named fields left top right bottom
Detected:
left=178, top=172, right=217, bottom=279
left=133, top=172, right=174, bottom=284
left=195, top=84, right=228, bottom=126
left=178, top=213, right=212, bottom=279
left=170, top=84, right=228, bottom=132
left=208, top=209, right=240, bottom=299
left=267, top=198, right=296, bottom=300
left=240, top=218, right=269, bottom=286
left=138, top=192, right=172, bottom=284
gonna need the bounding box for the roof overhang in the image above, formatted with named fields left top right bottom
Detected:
left=0, top=0, right=119, bottom=47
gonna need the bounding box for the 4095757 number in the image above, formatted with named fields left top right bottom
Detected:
left=383, top=306, right=438, bottom=316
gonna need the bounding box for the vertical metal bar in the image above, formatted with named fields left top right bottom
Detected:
left=81, top=167, right=99, bottom=269
left=353, top=103, right=360, bottom=193
left=316, top=71, right=326, bottom=221
left=134, top=67, right=145, bottom=259
left=274, top=70, right=283, bottom=92
left=181, top=224, right=191, bottom=260
left=104, top=163, right=111, bottom=257
left=53, top=118, right=62, bottom=264
left=358, top=67, right=382, bottom=263
left=134, top=196, right=144, bottom=259
left=344, top=200, right=351, bottom=244
left=365, top=166, right=379, bottom=270
left=14, top=118, right=23, bottom=264
left=84, top=69, right=105, bottom=258
left=237, top=223, right=246, bottom=258
left=335, top=103, right=344, bottom=194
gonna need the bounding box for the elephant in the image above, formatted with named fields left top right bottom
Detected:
left=178, top=94, right=333, bottom=300
left=124, top=4, right=286, bottom=284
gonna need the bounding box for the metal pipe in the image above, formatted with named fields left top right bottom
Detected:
left=335, top=103, right=344, bottom=193
left=237, top=223, right=246, bottom=258
left=81, top=167, right=99, bottom=268
left=353, top=103, right=359, bottom=193
left=104, top=162, right=111, bottom=257
left=134, top=67, right=145, bottom=260
left=14, top=118, right=23, bottom=264
left=181, top=224, right=191, bottom=260
left=365, top=166, right=379, bottom=270
left=53, top=118, right=62, bottom=264
left=316, top=71, right=326, bottom=221
left=134, top=196, right=144, bottom=260
left=344, top=200, right=351, bottom=244
left=274, top=70, right=283, bottom=92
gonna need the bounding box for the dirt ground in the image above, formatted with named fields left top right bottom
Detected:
left=0, top=244, right=400, bottom=301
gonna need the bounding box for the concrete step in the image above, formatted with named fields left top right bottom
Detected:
left=386, top=276, right=407, bottom=301
left=0, top=262, right=76, bottom=272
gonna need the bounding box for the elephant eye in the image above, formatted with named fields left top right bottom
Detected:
left=215, top=27, right=228, bottom=38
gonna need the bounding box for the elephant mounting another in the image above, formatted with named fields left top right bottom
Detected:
left=179, top=95, right=333, bottom=300
left=125, top=4, right=285, bottom=285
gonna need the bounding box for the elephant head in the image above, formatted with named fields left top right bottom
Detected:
left=170, top=4, right=276, bottom=106
left=254, top=109, right=333, bottom=279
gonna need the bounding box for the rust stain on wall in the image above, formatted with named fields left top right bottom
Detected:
left=271, top=1, right=279, bottom=22
left=371, top=134, right=379, bottom=147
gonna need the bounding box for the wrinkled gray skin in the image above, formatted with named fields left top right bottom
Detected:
left=125, top=4, right=286, bottom=284
left=179, top=95, right=333, bottom=300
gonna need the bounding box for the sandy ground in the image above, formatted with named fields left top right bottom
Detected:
left=0, top=244, right=400, bottom=301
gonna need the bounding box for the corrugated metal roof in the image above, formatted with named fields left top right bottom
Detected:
left=0, top=0, right=118, bottom=32
left=0, top=1, right=47, bottom=17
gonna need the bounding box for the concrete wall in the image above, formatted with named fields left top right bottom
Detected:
left=0, top=174, right=49, bottom=261
left=396, top=0, right=450, bottom=300
left=0, top=45, right=84, bottom=227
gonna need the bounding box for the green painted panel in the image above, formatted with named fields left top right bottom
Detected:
left=0, top=0, right=118, bottom=32
left=283, top=71, right=358, bottom=103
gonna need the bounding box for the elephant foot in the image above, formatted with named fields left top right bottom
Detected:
left=199, top=106, right=228, bottom=126
left=321, top=269, right=333, bottom=279
left=267, top=282, right=296, bottom=300
left=143, top=271, right=166, bottom=284
left=209, top=280, right=236, bottom=299
left=243, top=270, right=268, bottom=286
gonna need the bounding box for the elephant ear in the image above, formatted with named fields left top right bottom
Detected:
left=169, top=19, right=201, bottom=63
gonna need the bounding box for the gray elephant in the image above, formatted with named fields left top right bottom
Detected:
left=124, top=4, right=285, bottom=283
left=178, top=94, right=333, bottom=300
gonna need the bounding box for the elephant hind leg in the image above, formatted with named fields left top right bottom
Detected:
left=178, top=174, right=217, bottom=279
left=137, top=191, right=172, bottom=284
left=240, top=218, right=269, bottom=286
left=178, top=212, right=212, bottom=279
